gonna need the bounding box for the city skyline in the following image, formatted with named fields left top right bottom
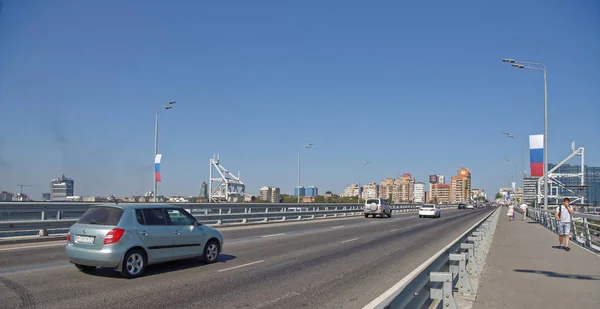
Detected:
left=0, top=157, right=597, bottom=201
left=7, top=160, right=599, bottom=207
left=0, top=1, right=598, bottom=200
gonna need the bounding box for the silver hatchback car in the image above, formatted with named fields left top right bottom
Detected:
left=65, top=203, right=224, bottom=278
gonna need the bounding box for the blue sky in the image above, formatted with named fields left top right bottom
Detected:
left=0, top=0, right=598, bottom=199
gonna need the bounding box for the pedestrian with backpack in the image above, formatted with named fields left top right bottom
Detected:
left=555, top=197, right=575, bottom=251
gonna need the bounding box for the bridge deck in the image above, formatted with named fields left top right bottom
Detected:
left=472, top=207, right=600, bottom=309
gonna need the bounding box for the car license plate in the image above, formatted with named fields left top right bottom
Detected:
left=75, top=235, right=95, bottom=244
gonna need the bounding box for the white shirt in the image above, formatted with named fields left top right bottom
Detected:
left=556, top=205, right=572, bottom=223
left=520, top=204, right=528, bottom=210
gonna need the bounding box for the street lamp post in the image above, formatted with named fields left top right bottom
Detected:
left=358, top=161, right=370, bottom=203
left=503, top=157, right=519, bottom=202
left=297, top=144, right=313, bottom=203
left=503, top=157, right=516, bottom=185
left=503, top=132, right=525, bottom=188
left=502, top=58, right=548, bottom=210
left=154, top=101, right=176, bottom=202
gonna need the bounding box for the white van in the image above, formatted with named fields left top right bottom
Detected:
left=364, top=198, right=392, bottom=218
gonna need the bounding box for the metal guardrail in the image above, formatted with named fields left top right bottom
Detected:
left=364, top=207, right=501, bottom=309
left=0, top=202, right=460, bottom=238
left=523, top=207, right=600, bottom=253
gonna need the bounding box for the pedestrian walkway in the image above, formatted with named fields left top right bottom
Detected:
left=472, top=207, right=600, bottom=309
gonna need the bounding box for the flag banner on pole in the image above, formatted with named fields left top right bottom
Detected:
left=155, top=154, right=162, bottom=182
left=529, top=134, right=544, bottom=177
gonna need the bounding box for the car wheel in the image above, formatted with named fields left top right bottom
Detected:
left=120, top=248, right=147, bottom=279
left=74, top=264, right=96, bottom=272
left=203, top=240, right=220, bottom=264
left=364, top=214, right=369, bottom=218
left=419, top=215, right=422, bottom=218
left=387, top=211, right=392, bottom=218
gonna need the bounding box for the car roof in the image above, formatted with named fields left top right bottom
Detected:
left=89, top=203, right=183, bottom=209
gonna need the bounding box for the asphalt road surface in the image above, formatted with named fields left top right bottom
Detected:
left=0, top=207, right=494, bottom=309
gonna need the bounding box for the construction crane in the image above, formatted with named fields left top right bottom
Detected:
left=17, top=184, right=32, bottom=194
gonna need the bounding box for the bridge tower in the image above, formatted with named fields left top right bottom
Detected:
left=537, top=142, right=585, bottom=206
left=208, top=154, right=246, bottom=203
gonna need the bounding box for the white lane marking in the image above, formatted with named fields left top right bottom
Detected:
left=331, top=226, right=345, bottom=229
left=390, top=229, right=399, bottom=232
left=370, top=221, right=379, bottom=224
left=341, top=238, right=359, bottom=243
left=0, top=243, right=64, bottom=252
left=261, top=233, right=286, bottom=238
left=218, top=260, right=264, bottom=272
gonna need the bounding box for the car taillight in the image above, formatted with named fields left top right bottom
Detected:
left=104, top=228, right=126, bottom=245
left=66, top=229, right=70, bottom=242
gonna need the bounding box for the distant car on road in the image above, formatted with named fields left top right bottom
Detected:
left=458, top=203, right=467, bottom=209
left=466, top=204, right=475, bottom=209
left=364, top=198, right=392, bottom=218
left=65, top=203, right=223, bottom=278
left=419, top=204, right=441, bottom=218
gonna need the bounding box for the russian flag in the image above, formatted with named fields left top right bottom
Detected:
left=155, top=154, right=162, bottom=182
left=529, top=134, right=544, bottom=177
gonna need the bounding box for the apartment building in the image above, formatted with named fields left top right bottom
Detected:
left=414, top=182, right=426, bottom=203
left=523, top=177, right=539, bottom=205
left=450, top=168, right=471, bottom=203
left=362, top=182, right=379, bottom=199
left=471, top=189, right=486, bottom=200
left=431, top=184, right=451, bottom=204
left=343, top=184, right=359, bottom=197
left=400, top=173, right=415, bottom=202
left=260, top=186, right=281, bottom=203
left=379, top=178, right=395, bottom=200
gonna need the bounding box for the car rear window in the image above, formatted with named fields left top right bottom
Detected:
left=366, top=199, right=379, bottom=204
left=78, top=206, right=124, bottom=226
left=422, top=205, right=434, bottom=208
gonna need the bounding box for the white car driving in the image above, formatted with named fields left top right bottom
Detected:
left=419, top=204, right=441, bottom=218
